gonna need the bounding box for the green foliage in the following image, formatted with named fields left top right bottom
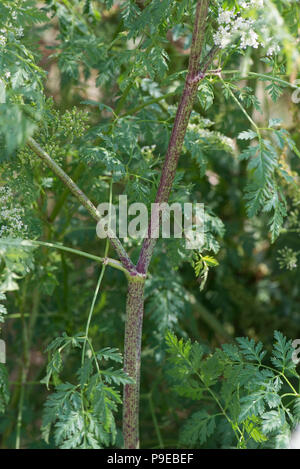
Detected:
left=0, top=0, right=47, bottom=156
left=0, top=238, right=36, bottom=276
left=193, top=253, right=219, bottom=291
left=239, top=136, right=288, bottom=241
left=0, top=364, right=9, bottom=414
left=0, top=0, right=300, bottom=451
left=0, top=238, right=36, bottom=294
left=41, top=332, right=133, bottom=449
left=145, top=274, right=189, bottom=347
left=179, top=410, right=216, bottom=446
left=277, top=247, right=298, bottom=270
left=185, top=114, right=235, bottom=177
left=166, top=331, right=300, bottom=448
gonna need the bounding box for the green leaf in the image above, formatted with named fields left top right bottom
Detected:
left=101, top=368, right=134, bottom=386
left=179, top=410, right=216, bottom=447
left=236, top=337, right=266, bottom=363
left=96, top=347, right=123, bottom=364
left=198, top=81, right=214, bottom=110
left=271, top=331, right=296, bottom=372
left=239, top=392, right=266, bottom=422
left=274, top=424, right=291, bottom=449
left=238, top=130, right=257, bottom=140
left=0, top=293, right=7, bottom=324
left=0, top=238, right=36, bottom=277
left=261, top=409, right=285, bottom=434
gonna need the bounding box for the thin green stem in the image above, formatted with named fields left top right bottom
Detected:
left=221, top=70, right=300, bottom=90
left=148, top=393, right=164, bottom=449
left=15, top=284, right=40, bottom=449
left=86, top=337, right=102, bottom=376
left=81, top=179, right=112, bottom=365
left=231, top=359, right=299, bottom=395
left=220, top=76, right=259, bottom=133
left=23, top=239, right=127, bottom=274
left=79, top=180, right=112, bottom=448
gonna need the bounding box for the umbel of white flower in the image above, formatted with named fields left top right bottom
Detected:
left=213, top=0, right=269, bottom=51
left=0, top=187, right=27, bottom=238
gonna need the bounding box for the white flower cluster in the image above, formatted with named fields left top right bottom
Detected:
left=240, top=0, right=264, bottom=7
left=141, top=145, right=156, bottom=153
left=213, top=0, right=270, bottom=52
left=16, top=27, right=24, bottom=38
left=0, top=187, right=27, bottom=238
left=259, top=25, right=280, bottom=57
left=0, top=9, right=24, bottom=50
left=0, top=34, right=6, bottom=47
left=266, top=43, right=280, bottom=56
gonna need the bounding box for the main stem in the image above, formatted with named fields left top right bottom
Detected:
left=137, top=0, right=211, bottom=274
left=123, top=0, right=212, bottom=448
left=123, top=275, right=146, bottom=449
left=26, top=0, right=213, bottom=450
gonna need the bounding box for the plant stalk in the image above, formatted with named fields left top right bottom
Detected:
left=123, top=0, right=213, bottom=448
left=137, top=0, right=213, bottom=274
left=123, top=275, right=146, bottom=449
left=26, top=0, right=214, bottom=450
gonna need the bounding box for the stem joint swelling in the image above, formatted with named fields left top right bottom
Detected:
left=186, top=71, right=205, bottom=85
left=186, top=62, right=221, bottom=85
left=125, top=270, right=147, bottom=282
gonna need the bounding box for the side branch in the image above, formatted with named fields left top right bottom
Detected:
left=22, top=240, right=128, bottom=274
left=27, top=137, right=137, bottom=275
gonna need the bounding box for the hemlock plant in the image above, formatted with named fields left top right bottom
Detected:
left=0, top=0, right=300, bottom=449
